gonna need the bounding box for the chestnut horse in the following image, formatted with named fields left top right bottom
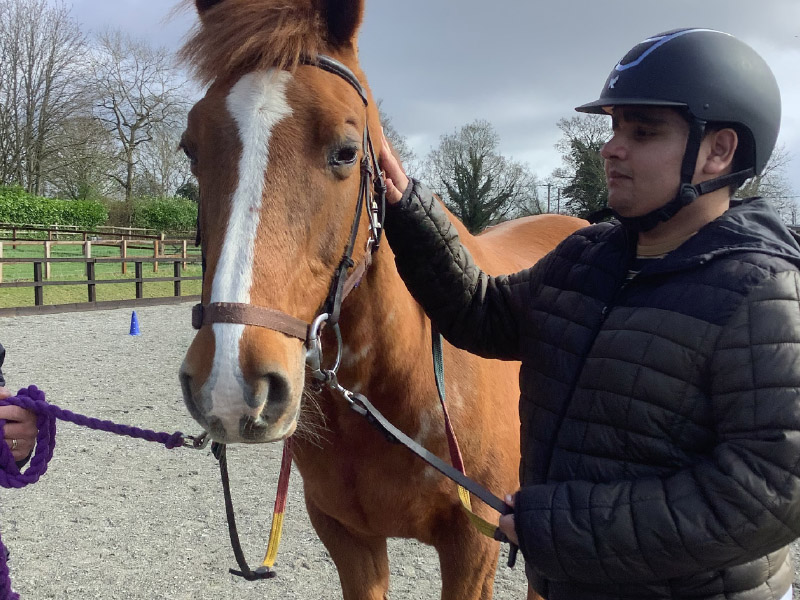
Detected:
left=178, top=1, right=586, bottom=598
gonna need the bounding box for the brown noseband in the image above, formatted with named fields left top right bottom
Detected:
left=192, top=55, right=386, bottom=351
left=190, top=256, right=372, bottom=342
left=192, top=302, right=309, bottom=341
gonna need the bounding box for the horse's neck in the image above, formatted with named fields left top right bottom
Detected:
left=335, top=243, right=432, bottom=409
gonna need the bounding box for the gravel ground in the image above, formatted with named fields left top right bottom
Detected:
left=0, top=304, right=529, bottom=599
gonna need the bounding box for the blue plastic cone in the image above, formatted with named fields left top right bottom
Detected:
left=129, top=311, right=141, bottom=336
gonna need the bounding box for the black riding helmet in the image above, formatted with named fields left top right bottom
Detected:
left=577, top=28, right=782, bottom=231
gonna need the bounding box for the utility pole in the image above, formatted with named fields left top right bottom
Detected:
left=547, top=183, right=551, bottom=213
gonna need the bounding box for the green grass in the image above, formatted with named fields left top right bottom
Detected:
left=0, top=241, right=202, bottom=308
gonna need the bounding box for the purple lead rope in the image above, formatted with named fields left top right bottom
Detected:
left=0, top=385, right=190, bottom=599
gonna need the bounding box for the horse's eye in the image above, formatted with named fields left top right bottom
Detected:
left=180, top=143, right=198, bottom=168
left=330, top=145, right=359, bottom=167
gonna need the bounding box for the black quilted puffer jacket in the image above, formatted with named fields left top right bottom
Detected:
left=384, top=180, right=800, bottom=600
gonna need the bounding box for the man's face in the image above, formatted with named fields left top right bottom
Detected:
left=601, top=106, right=690, bottom=217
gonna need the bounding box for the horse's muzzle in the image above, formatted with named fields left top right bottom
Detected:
left=180, top=367, right=297, bottom=443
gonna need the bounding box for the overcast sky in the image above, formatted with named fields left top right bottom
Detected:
left=57, top=0, right=800, bottom=200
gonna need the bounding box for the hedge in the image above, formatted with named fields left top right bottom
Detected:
left=0, top=185, right=107, bottom=229
left=132, top=197, right=198, bottom=233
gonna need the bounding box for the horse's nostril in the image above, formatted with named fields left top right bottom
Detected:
left=259, top=372, right=291, bottom=421
left=180, top=369, right=205, bottom=424
left=180, top=370, right=192, bottom=398
left=238, top=374, right=292, bottom=441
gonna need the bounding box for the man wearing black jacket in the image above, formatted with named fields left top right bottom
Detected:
left=379, top=28, right=798, bottom=600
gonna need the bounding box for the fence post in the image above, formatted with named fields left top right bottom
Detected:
left=84, top=240, right=92, bottom=259
left=12, top=227, right=17, bottom=250
left=0, top=241, right=3, bottom=284
left=182, top=240, right=188, bottom=270
left=174, top=261, right=181, bottom=297
left=44, top=241, right=52, bottom=279
left=33, top=261, right=43, bottom=306
left=135, top=261, right=143, bottom=299
left=87, top=260, right=96, bottom=303
left=153, top=240, right=159, bottom=273
left=121, top=240, right=128, bottom=275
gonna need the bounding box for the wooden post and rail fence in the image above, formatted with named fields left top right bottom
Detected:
left=0, top=224, right=202, bottom=315
left=0, top=254, right=203, bottom=316
left=0, top=222, right=171, bottom=242
left=0, top=238, right=196, bottom=283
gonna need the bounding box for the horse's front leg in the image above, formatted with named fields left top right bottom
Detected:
left=305, top=498, right=390, bottom=600
left=434, top=507, right=501, bottom=600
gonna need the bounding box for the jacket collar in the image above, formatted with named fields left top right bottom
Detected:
left=611, top=197, right=800, bottom=275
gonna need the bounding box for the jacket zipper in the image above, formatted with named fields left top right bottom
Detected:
left=538, top=242, right=636, bottom=482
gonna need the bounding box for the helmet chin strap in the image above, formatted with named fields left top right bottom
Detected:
left=608, top=118, right=754, bottom=233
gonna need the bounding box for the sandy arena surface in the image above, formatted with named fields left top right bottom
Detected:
left=0, top=304, right=529, bottom=599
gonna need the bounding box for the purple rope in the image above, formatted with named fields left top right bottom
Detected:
left=0, top=385, right=189, bottom=599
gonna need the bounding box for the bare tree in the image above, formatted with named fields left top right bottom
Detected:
left=735, top=144, right=796, bottom=221
left=45, top=115, right=118, bottom=200
left=552, top=114, right=611, bottom=219
left=87, top=30, right=189, bottom=209
left=378, top=101, right=419, bottom=177
left=136, top=118, right=193, bottom=198
left=0, top=0, right=86, bottom=193
left=422, top=120, right=540, bottom=233
left=554, top=114, right=612, bottom=157
left=0, top=2, right=17, bottom=185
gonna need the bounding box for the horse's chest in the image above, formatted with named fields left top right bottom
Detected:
left=295, top=429, right=444, bottom=538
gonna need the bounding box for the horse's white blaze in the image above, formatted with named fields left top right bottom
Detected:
left=206, top=70, right=293, bottom=425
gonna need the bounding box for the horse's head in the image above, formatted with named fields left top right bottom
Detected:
left=178, top=0, right=383, bottom=443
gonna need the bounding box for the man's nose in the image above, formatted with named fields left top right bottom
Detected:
left=601, top=135, right=626, bottom=160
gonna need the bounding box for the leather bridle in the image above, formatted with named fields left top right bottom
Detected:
left=191, top=54, right=387, bottom=377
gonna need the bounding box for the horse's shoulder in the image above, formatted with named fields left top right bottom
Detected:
left=462, top=214, right=588, bottom=275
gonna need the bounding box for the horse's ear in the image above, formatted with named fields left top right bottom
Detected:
left=322, top=0, right=364, bottom=48
left=195, top=0, right=224, bottom=14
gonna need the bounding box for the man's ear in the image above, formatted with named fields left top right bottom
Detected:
left=700, top=128, right=738, bottom=176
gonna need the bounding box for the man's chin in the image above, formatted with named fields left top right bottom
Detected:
left=608, top=197, right=654, bottom=219
left=607, top=199, right=632, bottom=216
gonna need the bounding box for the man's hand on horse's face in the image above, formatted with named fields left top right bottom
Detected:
left=379, top=133, right=409, bottom=205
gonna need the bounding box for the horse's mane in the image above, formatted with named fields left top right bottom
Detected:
left=179, top=0, right=325, bottom=85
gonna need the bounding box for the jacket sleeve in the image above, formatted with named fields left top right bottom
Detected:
left=384, top=178, right=534, bottom=360
left=514, top=269, right=800, bottom=584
